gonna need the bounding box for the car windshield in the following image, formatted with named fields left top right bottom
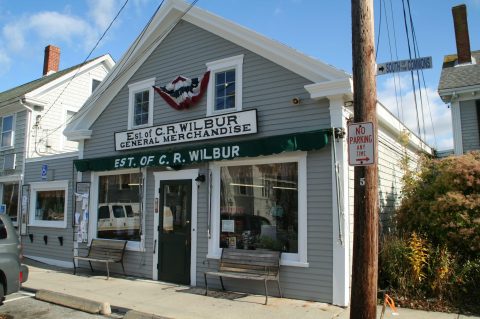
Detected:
left=112, top=205, right=125, bottom=218
left=125, top=205, right=134, bottom=217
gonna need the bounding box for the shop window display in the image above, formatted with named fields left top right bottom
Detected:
left=35, top=190, right=65, bottom=222
left=97, top=173, right=141, bottom=241
left=219, top=162, right=298, bottom=253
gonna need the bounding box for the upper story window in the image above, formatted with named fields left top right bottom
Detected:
left=1, top=115, right=14, bottom=149
left=206, top=55, right=244, bottom=116
left=128, top=78, right=155, bottom=129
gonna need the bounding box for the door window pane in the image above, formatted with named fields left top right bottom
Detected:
left=162, top=184, right=189, bottom=234
left=2, top=184, right=18, bottom=223
left=219, top=162, right=298, bottom=253
left=97, top=173, right=141, bottom=241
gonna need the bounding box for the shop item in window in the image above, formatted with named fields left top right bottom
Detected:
left=97, top=203, right=140, bottom=241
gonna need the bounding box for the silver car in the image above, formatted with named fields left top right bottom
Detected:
left=0, top=214, right=28, bottom=304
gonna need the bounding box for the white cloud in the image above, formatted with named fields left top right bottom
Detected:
left=0, top=49, right=11, bottom=75
left=2, top=11, right=96, bottom=52
left=87, top=0, right=119, bottom=31
left=377, top=74, right=453, bottom=151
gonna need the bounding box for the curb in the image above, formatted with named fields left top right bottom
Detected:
left=123, top=310, right=171, bottom=319
left=35, top=289, right=111, bottom=315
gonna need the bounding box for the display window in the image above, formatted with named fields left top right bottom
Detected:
left=210, top=153, right=308, bottom=267
left=219, top=162, right=298, bottom=253
left=29, top=181, right=68, bottom=228
left=96, top=172, right=142, bottom=241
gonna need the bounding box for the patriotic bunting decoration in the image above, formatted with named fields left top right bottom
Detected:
left=153, top=71, right=210, bottom=110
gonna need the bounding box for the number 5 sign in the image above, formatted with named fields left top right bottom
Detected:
left=348, top=122, right=375, bottom=166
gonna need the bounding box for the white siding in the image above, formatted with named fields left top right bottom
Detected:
left=27, top=64, right=109, bottom=158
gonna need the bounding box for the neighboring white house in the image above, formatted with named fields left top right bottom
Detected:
left=438, top=4, right=480, bottom=155
left=0, top=45, right=114, bottom=231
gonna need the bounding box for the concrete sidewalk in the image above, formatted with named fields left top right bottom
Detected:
left=22, top=260, right=478, bottom=319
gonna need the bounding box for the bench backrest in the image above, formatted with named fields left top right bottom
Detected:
left=87, top=239, right=127, bottom=262
left=219, top=249, right=281, bottom=277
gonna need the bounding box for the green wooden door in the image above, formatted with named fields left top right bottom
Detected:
left=158, top=180, right=192, bottom=285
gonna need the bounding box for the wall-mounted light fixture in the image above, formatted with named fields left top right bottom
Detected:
left=195, top=174, right=206, bottom=186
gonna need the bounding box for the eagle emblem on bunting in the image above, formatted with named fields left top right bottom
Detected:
left=153, top=71, right=210, bottom=110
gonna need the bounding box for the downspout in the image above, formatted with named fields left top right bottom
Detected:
left=19, top=98, right=33, bottom=239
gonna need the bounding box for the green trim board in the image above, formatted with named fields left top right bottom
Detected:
left=74, top=129, right=331, bottom=172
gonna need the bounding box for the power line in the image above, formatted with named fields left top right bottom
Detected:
left=406, top=0, right=437, bottom=149
left=401, top=0, right=421, bottom=138
left=375, top=0, right=383, bottom=60
left=381, top=0, right=401, bottom=120
left=42, top=0, right=199, bottom=142
left=38, top=0, right=129, bottom=123
left=387, top=0, right=404, bottom=122
left=406, top=0, right=427, bottom=142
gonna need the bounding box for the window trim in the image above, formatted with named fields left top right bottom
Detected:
left=89, top=168, right=146, bottom=251
left=206, top=55, right=244, bottom=116
left=29, top=180, right=68, bottom=228
left=127, top=78, right=155, bottom=130
left=1, top=114, right=15, bottom=150
left=208, top=152, right=309, bottom=267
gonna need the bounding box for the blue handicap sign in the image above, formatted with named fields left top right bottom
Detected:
left=41, top=164, right=48, bottom=180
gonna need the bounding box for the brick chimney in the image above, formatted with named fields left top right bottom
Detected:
left=43, top=45, right=60, bottom=76
left=452, top=4, right=472, bottom=64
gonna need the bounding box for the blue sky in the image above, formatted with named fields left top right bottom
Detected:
left=1, top=0, right=479, bottom=150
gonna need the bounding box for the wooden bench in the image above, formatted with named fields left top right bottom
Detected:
left=73, top=239, right=127, bottom=279
left=204, top=248, right=282, bottom=305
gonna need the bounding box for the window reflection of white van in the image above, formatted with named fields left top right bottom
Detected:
left=97, top=203, right=140, bottom=241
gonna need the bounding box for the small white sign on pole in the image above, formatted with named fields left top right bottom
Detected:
left=348, top=122, right=375, bottom=166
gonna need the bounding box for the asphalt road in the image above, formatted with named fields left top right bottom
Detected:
left=0, top=290, right=121, bottom=319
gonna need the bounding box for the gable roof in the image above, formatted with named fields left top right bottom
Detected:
left=65, top=0, right=352, bottom=140
left=438, top=50, right=480, bottom=101
left=0, top=54, right=114, bottom=108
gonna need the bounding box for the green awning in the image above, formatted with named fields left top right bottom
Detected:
left=74, top=129, right=331, bottom=172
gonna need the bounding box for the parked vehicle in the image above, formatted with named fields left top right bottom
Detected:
left=0, top=214, right=28, bottom=305
left=97, top=203, right=140, bottom=241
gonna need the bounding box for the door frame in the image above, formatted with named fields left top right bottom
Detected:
left=153, top=169, right=198, bottom=285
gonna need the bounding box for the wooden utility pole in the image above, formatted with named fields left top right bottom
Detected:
left=350, top=0, right=378, bottom=318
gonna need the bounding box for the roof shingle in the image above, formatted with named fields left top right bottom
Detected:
left=438, top=50, right=480, bottom=91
